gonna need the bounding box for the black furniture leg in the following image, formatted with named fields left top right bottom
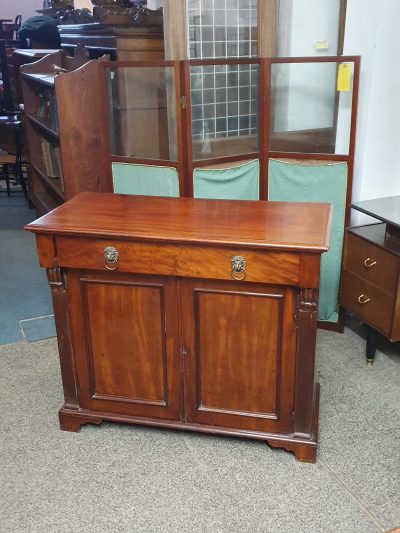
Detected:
left=5, top=163, right=11, bottom=195
left=366, top=325, right=377, bottom=366
left=15, top=156, right=27, bottom=198
left=14, top=124, right=28, bottom=199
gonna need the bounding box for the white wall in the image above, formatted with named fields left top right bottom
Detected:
left=344, top=0, right=400, bottom=210
left=1, top=0, right=43, bottom=24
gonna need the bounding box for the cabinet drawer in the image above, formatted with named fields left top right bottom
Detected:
left=340, top=270, right=393, bottom=335
left=55, top=236, right=300, bottom=285
left=343, top=232, right=399, bottom=294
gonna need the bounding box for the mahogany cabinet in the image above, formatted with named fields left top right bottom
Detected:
left=26, top=192, right=332, bottom=463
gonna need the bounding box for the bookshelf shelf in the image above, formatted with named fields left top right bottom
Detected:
left=34, top=190, right=60, bottom=216
left=26, top=113, right=59, bottom=140
left=21, top=72, right=56, bottom=87
left=32, top=164, right=64, bottom=202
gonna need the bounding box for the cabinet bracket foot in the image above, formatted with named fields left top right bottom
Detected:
left=59, top=407, right=103, bottom=433
left=266, top=382, right=320, bottom=463
left=266, top=439, right=318, bottom=463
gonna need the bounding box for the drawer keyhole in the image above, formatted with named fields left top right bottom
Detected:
left=358, top=294, right=371, bottom=305
left=363, top=258, right=377, bottom=269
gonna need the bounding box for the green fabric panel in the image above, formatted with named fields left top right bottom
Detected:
left=112, top=163, right=180, bottom=197
left=193, top=159, right=259, bottom=200
left=268, top=159, right=348, bottom=323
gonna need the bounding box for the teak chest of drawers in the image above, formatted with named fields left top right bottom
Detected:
left=26, top=192, right=332, bottom=463
left=339, top=195, right=400, bottom=364
left=340, top=223, right=400, bottom=361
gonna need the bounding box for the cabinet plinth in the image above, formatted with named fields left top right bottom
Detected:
left=26, top=193, right=332, bottom=463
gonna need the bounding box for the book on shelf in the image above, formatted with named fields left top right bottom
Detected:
left=53, top=146, right=64, bottom=192
left=36, top=90, right=50, bottom=118
left=36, top=89, right=58, bottom=131
left=40, top=140, right=59, bottom=178
left=48, top=92, right=58, bottom=131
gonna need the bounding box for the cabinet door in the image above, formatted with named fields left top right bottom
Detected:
left=67, top=271, right=181, bottom=421
left=181, top=279, right=297, bottom=433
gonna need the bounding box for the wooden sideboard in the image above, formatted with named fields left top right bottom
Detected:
left=26, top=193, right=331, bottom=462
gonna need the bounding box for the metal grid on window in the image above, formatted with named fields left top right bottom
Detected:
left=190, top=64, right=258, bottom=140
left=187, top=0, right=258, bottom=60
left=187, top=0, right=258, bottom=142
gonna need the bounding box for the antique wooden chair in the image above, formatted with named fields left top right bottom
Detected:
left=0, top=25, right=27, bottom=198
left=0, top=115, right=27, bottom=197
left=0, top=37, right=24, bottom=114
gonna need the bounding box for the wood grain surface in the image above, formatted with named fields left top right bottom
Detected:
left=26, top=192, right=331, bottom=252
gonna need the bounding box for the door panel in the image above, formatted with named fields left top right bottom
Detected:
left=182, top=279, right=296, bottom=433
left=84, top=281, right=166, bottom=403
left=68, top=271, right=181, bottom=420
left=194, top=290, right=280, bottom=415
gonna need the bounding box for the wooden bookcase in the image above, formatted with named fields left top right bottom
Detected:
left=20, top=50, right=113, bottom=216
left=12, top=49, right=58, bottom=107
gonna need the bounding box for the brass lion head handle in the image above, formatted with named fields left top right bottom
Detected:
left=231, top=255, right=246, bottom=281
left=104, top=246, right=119, bottom=270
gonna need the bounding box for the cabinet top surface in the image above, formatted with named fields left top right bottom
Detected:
left=351, top=195, right=400, bottom=229
left=348, top=223, right=400, bottom=256
left=26, top=192, right=332, bottom=252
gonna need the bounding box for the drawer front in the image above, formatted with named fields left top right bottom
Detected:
left=340, top=270, right=393, bottom=335
left=343, top=232, right=399, bottom=294
left=55, top=236, right=300, bottom=286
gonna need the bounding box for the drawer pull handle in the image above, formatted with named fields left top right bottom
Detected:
left=357, top=294, right=371, bottom=305
left=231, top=255, right=246, bottom=281
left=104, top=246, right=119, bottom=270
left=363, top=258, right=377, bottom=269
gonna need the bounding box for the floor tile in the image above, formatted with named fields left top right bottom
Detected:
left=19, top=315, right=56, bottom=342
left=0, top=197, right=53, bottom=345
left=316, top=327, right=400, bottom=531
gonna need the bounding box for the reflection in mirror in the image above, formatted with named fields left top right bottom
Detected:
left=104, top=66, right=178, bottom=161
left=269, top=61, right=354, bottom=155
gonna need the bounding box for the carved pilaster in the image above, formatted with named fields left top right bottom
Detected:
left=46, top=267, right=64, bottom=289
left=299, top=288, right=318, bottom=311
left=294, top=288, right=318, bottom=438
left=46, top=268, right=79, bottom=410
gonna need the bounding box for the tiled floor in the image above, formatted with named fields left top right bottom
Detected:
left=0, top=195, right=55, bottom=344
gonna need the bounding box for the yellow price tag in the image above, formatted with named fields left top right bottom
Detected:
left=337, top=63, right=351, bottom=92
